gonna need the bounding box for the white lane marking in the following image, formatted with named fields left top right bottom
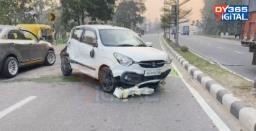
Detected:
left=172, top=65, right=231, bottom=131
left=217, top=46, right=224, bottom=50
left=234, top=50, right=243, bottom=55
left=0, top=96, right=37, bottom=119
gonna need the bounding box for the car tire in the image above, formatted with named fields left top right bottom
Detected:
left=61, top=55, right=72, bottom=76
left=148, top=82, right=161, bottom=91
left=2, top=57, right=19, bottom=78
left=45, top=50, right=56, bottom=66
left=99, top=66, right=116, bottom=93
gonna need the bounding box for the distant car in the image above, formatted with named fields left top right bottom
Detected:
left=0, top=25, right=56, bottom=78
left=61, top=25, right=171, bottom=93
left=182, top=26, right=189, bottom=35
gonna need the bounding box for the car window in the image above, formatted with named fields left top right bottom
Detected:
left=81, top=30, right=97, bottom=45
left=21, top=30, right=38, bottom=42
left=72, top=29, right=83, bottom=40
left=99, top=29, right=145, bottom=47
left=8, top=30, right=27, bottom=40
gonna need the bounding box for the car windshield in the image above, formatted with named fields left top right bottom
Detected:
left=99, top=29, right=146, bottom=47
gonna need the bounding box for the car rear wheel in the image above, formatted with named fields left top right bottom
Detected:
left=2, top=57, right=19, bottom=78
left=45, top=50, right=56, bottom=66
left=99, top=67, right=116, bottom=93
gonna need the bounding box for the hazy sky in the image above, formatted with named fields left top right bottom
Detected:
left=144, top=0, right=204, bottom=22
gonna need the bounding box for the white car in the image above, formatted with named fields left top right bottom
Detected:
left=61, top=25, right=171, bottom=93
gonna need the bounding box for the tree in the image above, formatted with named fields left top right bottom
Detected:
left=160, top=0, right=191, bottom=39
left=160, top=0, right=174, bottom=38
left=0, top=0, right=56, bottom=24
left=0, top=0, right=17, bottom=24
left=60, top=0, right=116, bottom=31
left=113, top=0, right=146, bottom=29
left=195, top=20, right=202, bottom=28
left=86, top=0, right=115, bottom=22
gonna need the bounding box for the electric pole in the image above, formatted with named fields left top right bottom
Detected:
left=164, top=0, right=167, bottom=38
left=175, top=0, right=179, bottom=47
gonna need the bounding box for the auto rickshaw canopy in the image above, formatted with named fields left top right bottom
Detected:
left=17, top=24, right=54, bottom=43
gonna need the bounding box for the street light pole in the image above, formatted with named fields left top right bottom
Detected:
left=175, top=0, right=179, bottom=47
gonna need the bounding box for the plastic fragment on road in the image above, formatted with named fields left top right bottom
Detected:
left=113, top=86, right=154, bottom=99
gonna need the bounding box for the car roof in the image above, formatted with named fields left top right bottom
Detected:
left=75, top=25, right=128, bottom=30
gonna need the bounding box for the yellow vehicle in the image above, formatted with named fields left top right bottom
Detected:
left=17, top=24, right=54, bottom=43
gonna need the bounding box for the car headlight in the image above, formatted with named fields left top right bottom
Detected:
left=113, top=53, right=134, bottom=66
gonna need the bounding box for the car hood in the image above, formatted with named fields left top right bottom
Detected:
left=105, top=47, right=168, bottom=62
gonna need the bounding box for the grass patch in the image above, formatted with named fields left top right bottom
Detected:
left=165, top=38, right=252, bottom=90
left=32, top=76, right=81, bottom=83
left=56, top=37, right=68, bottom=45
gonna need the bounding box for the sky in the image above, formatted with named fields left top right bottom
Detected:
left=144, top=0, right=205, bottom=22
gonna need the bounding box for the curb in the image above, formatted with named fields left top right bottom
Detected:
left=161, top=38, right=256, bottom=131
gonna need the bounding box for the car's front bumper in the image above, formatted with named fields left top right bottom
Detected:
left=114, top=69, right=171, bottom=88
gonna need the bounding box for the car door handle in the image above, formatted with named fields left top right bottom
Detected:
left=90, top=49, right=95, bottom=58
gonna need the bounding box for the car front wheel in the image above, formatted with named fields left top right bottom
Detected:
left=99, top=67, right=116, bottom=93
left=148, top=82, right=161, bottom=91
left=61, top=55, right=72, bottom=76
left=2, top=57, right=19, bottom=78
left=45, top=50, right=56, bottom=66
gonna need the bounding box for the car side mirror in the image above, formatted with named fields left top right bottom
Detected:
left=145, top=42, right=153, bottom=47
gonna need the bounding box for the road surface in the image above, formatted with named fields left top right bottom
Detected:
left=0, top=34, right=234, bottom=131
left=179, top=35, right=256, bottom=80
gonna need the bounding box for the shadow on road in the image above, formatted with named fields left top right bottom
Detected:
left=0, top=64, right=46, bottom=80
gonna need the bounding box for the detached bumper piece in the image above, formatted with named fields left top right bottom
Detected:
left=113, top=69, right=171, bottom=99
left=113, top=86, right=155, bottom=99
left=115, top=69, right=171, bottom=88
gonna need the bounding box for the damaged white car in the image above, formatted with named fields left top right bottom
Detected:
left=60, top=25, right=171, bottom=98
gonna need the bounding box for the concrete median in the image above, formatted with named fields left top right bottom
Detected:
left=161, top=37, right=256, bottom=131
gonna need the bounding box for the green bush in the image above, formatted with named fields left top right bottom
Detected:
left=180, top=46, right=189, bottom=52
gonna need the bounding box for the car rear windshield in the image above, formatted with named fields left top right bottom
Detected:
left=99, top=29, right=146, bottom=47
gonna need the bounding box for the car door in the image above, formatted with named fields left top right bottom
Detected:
left=21, top=29, right=46, bottom=62
left=7, top=30, right=34, bottom=64
left=78, top=28, right=98, bottom=76
left=67, top=28, right=83, bottom=62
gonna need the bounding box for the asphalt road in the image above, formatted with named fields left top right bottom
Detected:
left=179, top=35, right=256, bottom=80
left=0, top=34, right=221, bottom=131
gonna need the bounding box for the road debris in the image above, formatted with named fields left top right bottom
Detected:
left=113, top=86, right=154, bottom=99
